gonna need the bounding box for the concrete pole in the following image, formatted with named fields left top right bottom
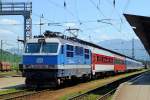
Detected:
left=0, top=40, right=2, bottom=61
left=132, top=38, right=135, bottom=59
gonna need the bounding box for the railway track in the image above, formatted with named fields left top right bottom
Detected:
left=0, top=89, right=51, bottom=100
left=68, top=72, right=145, bottom=100
left=0, top=89, right=32, bottom=100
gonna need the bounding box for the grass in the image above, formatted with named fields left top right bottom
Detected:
left=107, top=95, right=113, bottom=100
left=0, top=85, right=26, bottom=95
left=0, top=88, right=21, bottom=95
left=0, top=49, right=21, bottom=72
left=60, top=69, right=148, bottom=100
left=0, top=71, right=21, bottom=76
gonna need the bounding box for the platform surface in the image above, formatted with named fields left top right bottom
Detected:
left=113, top=71, right=150, bottom=100
left=0, top=76, right=25, bottom=90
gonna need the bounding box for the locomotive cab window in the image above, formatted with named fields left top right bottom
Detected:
left=42, top=43, right=58, bottom=53
left=66, top=45, right=74, bottom=57
left=25, top=43, right=41, bottom=53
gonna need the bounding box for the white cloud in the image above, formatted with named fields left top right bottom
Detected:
left=0, top=18, right=20, bottom=25
left=0, top=29, right=17, bottom=41
left=92, top=34, right=112, bottom=42
left=99, top=34, right=112, bottom=40
left=94, top=29, right=101, bottom=33
left=0, top=29, right=13, bottom=34
left=91, top=29, right=113, bottom=41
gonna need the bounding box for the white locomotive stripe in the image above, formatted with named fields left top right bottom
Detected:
left=94, top=64, right=114, bottom=72
left=57, top=65, right=91, bottom=69
left=23, top=64, right=91, bottom=69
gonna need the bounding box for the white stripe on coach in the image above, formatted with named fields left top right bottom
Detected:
left=94, top=64, right=114, bottom=72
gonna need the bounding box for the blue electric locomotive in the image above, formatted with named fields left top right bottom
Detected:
left=21, top=31, right=91, bottom=87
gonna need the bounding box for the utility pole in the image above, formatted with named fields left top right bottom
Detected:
left=132, top=38, right=135, bottom=59
left=0, top=40, right=2, bottom=61
left=17, top=36, right=20, bottom=54
left=40, top=14, right=44, bottom=35
left=89, top=34, right=92, bottom=42
left=0, top=0, right=2, bottom=11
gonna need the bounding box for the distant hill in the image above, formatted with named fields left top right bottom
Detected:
left=98, top=39, right=150, bottom=61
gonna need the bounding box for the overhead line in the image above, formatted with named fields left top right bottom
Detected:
left=89, top=0, right=107, bottom=18
left=46, top=0, right=81, bottom=24
left=0, top=19, right=115, bottom=26
left=122, top=0, right=130, bottom=13
left=74, top=0, right=81, bottom=24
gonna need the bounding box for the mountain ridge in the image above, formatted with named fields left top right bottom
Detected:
left=98, top=39, right=149, bottom=61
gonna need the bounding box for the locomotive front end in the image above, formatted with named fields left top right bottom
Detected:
left=21, top=38, right=62, bottom=87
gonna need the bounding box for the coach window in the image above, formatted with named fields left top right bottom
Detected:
left=97, top=56, right=99, bottom=62
left=97, top=56, right=102, bottom=62
left=115, top=59, right=123, bottom=64
left=115, top=59, right=119, bottom=64
left=122, top=60, right=124, bottom=64
left=66, top=45, right=74, bottom=57
left=84, top=49, right=90, bottom=59
left=102, top=56, right=107, bottom=63
left=110, top=58, right=113, bottom=64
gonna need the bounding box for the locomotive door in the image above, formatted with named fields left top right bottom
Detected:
left=92, top=53, right=96, bottom=75
left=60, top=45, right=65, bottom=76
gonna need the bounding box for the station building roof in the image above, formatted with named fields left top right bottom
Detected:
left=124, top=14, right=150, bottom=55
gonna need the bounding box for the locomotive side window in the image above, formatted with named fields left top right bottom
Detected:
left=75, top=46, right=83, bottom=56
left=84, top=49, right=90, bottom=59
left=61, top=45, right=64, bottom=54
left=67, top=52, right=73, bottom=57
left=66, top=45, right=74, bottom=57
left=67, top=45, right=73, bottom=51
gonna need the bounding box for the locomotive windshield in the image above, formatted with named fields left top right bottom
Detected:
left=25, top=42, right=59, bottom=53
left=25, top=43, right=41, bottom=53
left=42, top=43, right=58, bottom=53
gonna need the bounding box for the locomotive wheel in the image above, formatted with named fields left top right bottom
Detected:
left=25, top=78, right=31, bottom=88
left=25, top=78, right=37, bottom=88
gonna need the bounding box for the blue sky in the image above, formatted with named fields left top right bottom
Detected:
left=0, top=0, right=150, bottom=48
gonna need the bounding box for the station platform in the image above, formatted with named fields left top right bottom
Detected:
left=0, top=77, right=25, bottom=91
left=112, top=71, right=150, bottom=100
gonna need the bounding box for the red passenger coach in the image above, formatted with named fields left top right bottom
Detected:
left=91, top=48, right=114, bottom=75
left=114, top=55, right=126, bottom=72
